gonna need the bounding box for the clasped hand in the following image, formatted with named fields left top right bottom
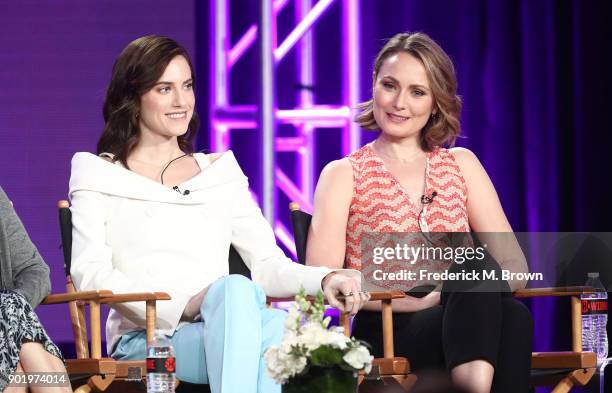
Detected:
left=321, top=272, right=370, bottom=316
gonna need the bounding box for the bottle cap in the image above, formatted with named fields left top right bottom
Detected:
left=588, top=272, right=599, bottom=278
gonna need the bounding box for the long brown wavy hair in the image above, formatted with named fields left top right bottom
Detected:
left=97, top=35, right=199, bottom=167
left=355, top=32, right=461, bottom=151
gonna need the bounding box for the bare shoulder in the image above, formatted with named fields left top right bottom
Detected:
left=206, top=152, right=224, bottom=164
left=449, top=147, right=485, bottom=175
left=320, top=157, right=353, bottom=182
left=314, top=157, right=353, bottom=204
left=449, top=147, right=479, bottom=166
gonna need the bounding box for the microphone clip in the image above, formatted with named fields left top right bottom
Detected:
left=173, top=186, right=190, bottom=196
left=420, top=191, right=437, bottom=205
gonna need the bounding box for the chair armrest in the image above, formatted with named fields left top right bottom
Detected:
left=98, top=292, right=171, bottom=304
left=514, top=286, right=597, bottom=352
left=41, top=290, right=114, bottom=305
left=369, top=290, right=406, bottom=301
left=513, top=286, right=595, bottom=298
left=269, top=289, right=406, bottom=361
left=72, top=292, right=170, bottom=359
left=266, top=290, right=406, bottom=304
left=96, top=292, right=171, bottom=348
left=265, top=296, right=296, bottom=303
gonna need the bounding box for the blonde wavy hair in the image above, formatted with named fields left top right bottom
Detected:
left=356, top=32, right=461, bottom=151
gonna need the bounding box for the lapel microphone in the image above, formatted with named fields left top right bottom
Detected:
left=173, top=186, right=190, bottom=196
left=420, top=191, right=437, bottom=204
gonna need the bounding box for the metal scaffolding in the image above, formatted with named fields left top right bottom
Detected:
left=209, top=0, right=361, bottom=254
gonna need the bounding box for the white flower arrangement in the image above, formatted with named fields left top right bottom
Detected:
left=264, top=289, right=374, bottom=385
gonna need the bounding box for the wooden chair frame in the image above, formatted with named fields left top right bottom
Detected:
left=40, top=200, right=173, bottom=393
left=42, top=289, right=170, bottom=393
left=514, top=287, right=596, bottom=393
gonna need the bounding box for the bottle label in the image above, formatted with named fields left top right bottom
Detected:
left=581, top=299, right=608, bottom=315
left=146, top=357, right=176, bottom=374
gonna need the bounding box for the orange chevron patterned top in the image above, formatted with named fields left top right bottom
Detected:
left=345, top=143, right=470, bottom=273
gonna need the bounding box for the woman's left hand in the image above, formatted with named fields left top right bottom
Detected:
left=321, top=272, right=370, bottom=316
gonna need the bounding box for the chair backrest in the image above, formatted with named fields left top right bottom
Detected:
left=289, top=203, right=311, bottom=265
left=58, top=200, right=73, bottom=276
left=58, top=200, right=89, bottom=358
left=229, top=245, right=251, bottom=278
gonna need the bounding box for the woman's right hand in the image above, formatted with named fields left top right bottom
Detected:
left=182, top=285, right=210, bottom=321
left=391, top=292, right=439, bottom=312
left=421, top=290, right=441, bottom=308
left=364, top=291, right=440, bottom=313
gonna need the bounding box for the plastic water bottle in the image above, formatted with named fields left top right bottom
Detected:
left=147, top=330, right=176, bottom=393
left=581, top=272, right=608, bottom=364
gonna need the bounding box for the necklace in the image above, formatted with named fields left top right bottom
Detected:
left=128, top=153, right=189, bottom=185
left=160, top=154, right=189, bottom=185
left=373, top=141, right=425, bottom=164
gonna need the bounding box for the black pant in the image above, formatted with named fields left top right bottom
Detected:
left=353, top=256, right=533, bottom=393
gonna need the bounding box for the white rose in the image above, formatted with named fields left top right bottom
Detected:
left=325, top=330, right=350, bottom=350
left=264, top=346, right=286, bottom=383
left=342, top=346, right=374, bottom=371
left=297, top=322, right=351, bottom=352
left=287, top=354, right=308, bottom=378
left=281, top=331, right=299, bottom=350
left=264, top=344, right=308, bottom=384
left=298, top=322, right=329, bottom=351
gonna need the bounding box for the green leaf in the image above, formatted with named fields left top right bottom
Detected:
left=309, top=345, right=344, bottom=367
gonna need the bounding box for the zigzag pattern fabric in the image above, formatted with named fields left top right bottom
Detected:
left=345, top=144, right=470, bottom=272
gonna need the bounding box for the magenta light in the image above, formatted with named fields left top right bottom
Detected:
left=214, top=117, right=346, bottom=129
left=274, top=221, right=297, bottom=258
left=211, top=0, right=360, bottom=251
left=213, top=104, right=258, bottom=128
left=213, top=119, right=258, bottom=129
left=214, top=105, right=349, bottom=119
left=277, top=106, right=351, bottom=121
left=275, top=0, right=336, bottom=63
left=276, top=137, right=307, bottom=152
left=210, top=122, right=230, bottom=151
left=277, top=106, right=350, bottom=127
left=341, top=0, right=361, bottom=155
left=249, top=189, right=260, bottom=206
left=275, top=168, right=314, bottom=212
left=227, top=0, right=291, bottom=69
left=228, top=26, right=257, bottom=68
left=213, top=105, right=351, bottom=128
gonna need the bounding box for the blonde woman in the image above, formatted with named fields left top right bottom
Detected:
left=306, top=32, right=532, bottom=393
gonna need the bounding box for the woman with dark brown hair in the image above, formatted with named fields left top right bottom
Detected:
left=306, top=32, right=532, bottom=393
left=68, top=35, right=366, bottom=393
